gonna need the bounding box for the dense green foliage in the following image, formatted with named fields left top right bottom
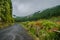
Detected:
left=0, top=0, right=14, bottom=23
left=15, top=5, right=60, bottom=22
left=21, top=20, right=60, bottom=40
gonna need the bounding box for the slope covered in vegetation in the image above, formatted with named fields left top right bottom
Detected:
left=21, top=19, right=60, bottom=40
left=32, top=5, right=60, bottom=19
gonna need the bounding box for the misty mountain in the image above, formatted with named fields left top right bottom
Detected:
left=15, top=5, right=60, bottom=22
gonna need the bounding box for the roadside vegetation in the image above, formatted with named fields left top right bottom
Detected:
left=0, top=0, right=14, bottom=29
left=21, top=18, right=60, bottom=40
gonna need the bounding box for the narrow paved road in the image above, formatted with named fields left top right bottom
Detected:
left=0, top=24, right=34, bottom=40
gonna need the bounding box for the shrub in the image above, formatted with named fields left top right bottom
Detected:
left=21, top=20, right=60, bottom=40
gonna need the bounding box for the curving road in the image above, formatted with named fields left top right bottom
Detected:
left=0, top=24, right=34, bottom=40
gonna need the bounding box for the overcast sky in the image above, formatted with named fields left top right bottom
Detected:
left=12, top=0, right=60, bottom=17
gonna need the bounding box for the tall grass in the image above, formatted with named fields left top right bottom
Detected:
left=21, top=20, right=60, bottom=40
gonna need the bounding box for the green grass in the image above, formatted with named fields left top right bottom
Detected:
left=20, top=19, right=60, bottom=40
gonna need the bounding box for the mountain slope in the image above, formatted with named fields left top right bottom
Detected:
left=15, top=5, right=60, bottom=22
left=31, top=5, right=60, bottom=19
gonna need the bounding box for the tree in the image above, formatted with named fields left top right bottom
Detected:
left=0, top=0, right=14, bottom=23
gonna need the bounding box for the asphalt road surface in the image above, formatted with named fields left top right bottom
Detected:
left=0, top=24, right=34, bottom=40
